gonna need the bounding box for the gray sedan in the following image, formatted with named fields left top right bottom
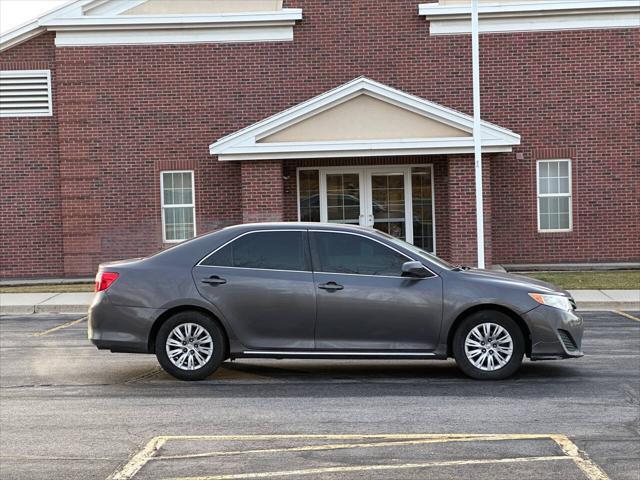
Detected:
left=89, top=223, right=583, bottom=381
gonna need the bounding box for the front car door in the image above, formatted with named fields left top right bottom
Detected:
left=310, top=230, right=443, bottom=351
left=193, top=229, right=316, bottom=350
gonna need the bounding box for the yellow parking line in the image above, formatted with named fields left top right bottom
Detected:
left=33, top=316, right=87, bottom=337
left=152, top=433, right=551, bottom=441
left=612, top=310, right=640, bottom=322
left=157, top=434, right=551, bottom=461
left=165, top=456, right=574, bottom=480
left=109, top=437, right=167, bottom=480
left=551, top=435, right=610, bottom=480
left=109, top=433, right=611, bottom=480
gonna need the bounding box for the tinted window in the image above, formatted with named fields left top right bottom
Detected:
left=202, top=231, right=309, bottom=271
left=312, top=232, right=408, bottom=276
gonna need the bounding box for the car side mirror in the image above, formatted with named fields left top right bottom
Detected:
left=401, top=261, right=431, bottom=278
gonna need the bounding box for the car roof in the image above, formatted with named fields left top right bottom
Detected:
left=222, top=222, right=378, bottom=234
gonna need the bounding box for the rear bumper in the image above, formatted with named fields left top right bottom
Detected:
left=525, top=304, right=584, bottom=360
left=88, top=292, right=159, bottom=354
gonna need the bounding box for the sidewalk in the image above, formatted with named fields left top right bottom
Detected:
left=0, top=293, right=95, bottom=315
left=0, top=290, right=638, bottom=315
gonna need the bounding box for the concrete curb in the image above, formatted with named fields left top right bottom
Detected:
left=0, top=293, right=93, bottom=316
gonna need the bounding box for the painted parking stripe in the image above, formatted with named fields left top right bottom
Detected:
left=32, top=316, right=87, bottom=337
left=108, top=433, right=611, bottom=480
left=612, top=310, right=640, bottom=322
left=167, top=456, right=575, bottom=480
left=156, top=435, right=556, bottom=461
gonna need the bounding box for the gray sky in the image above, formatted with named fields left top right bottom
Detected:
left=1, top=0, right=68, bottom=34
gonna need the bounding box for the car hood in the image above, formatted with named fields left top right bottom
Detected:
left=459, top=269, right=570, bottom=296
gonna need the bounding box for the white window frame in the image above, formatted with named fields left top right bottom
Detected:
left=160, top=170, right=197, bottom=243
left=296, top=164, right=437, bottom=254
left=536, top=159, right=573, bottom=233
left=0, top=69, right=53, bottom=117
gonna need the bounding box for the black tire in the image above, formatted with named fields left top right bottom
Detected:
left=452, top=310, right=525, bottom=380
left=155, top=311, right=227, bottom=381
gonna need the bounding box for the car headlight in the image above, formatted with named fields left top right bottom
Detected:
left=528, top=293, right=573, bottom=312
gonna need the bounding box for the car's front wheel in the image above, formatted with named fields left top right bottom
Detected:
left=155, top=311, right=226, bottom=381
left=452, top=310, right=525, bottom=380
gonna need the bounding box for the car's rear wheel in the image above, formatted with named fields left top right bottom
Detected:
left=155, top=311, right=226, bottom=381
left=453, top=310, right=525, bottom=380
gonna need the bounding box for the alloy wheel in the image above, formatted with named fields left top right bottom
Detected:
left=464, top=322, right=514, bottom=371
left=165, top=322, right=214, bottom=371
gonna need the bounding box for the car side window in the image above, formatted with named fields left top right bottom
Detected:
left=201, top=231, right=310, bottom=272
left=312, top=232, right=408, bottom=276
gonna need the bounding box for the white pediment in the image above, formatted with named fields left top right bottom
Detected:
left=119, top=0, right=283, bottom=16
left=210, top=77, right=520, bottom=161
left=0, top=0, right=301, bottom=51
left=259, top=94, right=471, bottom=143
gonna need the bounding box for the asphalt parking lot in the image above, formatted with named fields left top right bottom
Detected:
left=0, top=311, right=638, bottom=480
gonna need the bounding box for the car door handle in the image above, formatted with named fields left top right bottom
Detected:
left=318, top=282, right=344, bottom=291
left=201, top=275, right=227, bottom=285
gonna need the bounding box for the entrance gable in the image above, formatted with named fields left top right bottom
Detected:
left=259, top=94, right=471, bottom=143
left=210, top=77, right=520, bottom=161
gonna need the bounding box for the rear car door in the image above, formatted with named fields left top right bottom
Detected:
left=192, top=230, right=316, bottom=350
left=310, top=231, right=443, bottom=351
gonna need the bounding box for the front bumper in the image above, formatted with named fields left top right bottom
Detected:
left=88, top=292, right=160, bottom=353
left=524, top=304, right=584, bottom=360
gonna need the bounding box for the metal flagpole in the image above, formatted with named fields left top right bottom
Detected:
left=471, top=0, right=485, bottom=269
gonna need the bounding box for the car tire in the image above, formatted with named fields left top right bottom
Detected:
left=452, top=310, right=525, bottom=380
left=155, top=311, right=227, bottom=381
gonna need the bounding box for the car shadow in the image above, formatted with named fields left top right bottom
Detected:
left=128, top=359, right=588, bottom=398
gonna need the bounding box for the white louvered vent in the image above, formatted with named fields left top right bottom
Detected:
left=0, top=70, right=52, bottom=117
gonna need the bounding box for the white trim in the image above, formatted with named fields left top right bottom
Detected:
left=536, top=159, right=573, bottom=233
left=210, top=77, right=520, bottom=161
left=0, top=0, right=302, bottom=51
left=160, top=170, right=197, bottom=244
left=54, top=26, right=294, bottom=46
left=419, top=1, right=640, bottom=36
left=297, top=164, right=437, bottom=254
left=0, top=70, right=53, bottom=117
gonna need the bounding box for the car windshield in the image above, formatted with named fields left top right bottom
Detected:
left=376, top=231, right=455, bottom=270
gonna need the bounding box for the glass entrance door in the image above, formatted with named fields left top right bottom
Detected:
left=325, top=172, right=362, bottom=225
left=298, top=165, right=435, bottom=253
left=366, top=170, right=410, bottom=241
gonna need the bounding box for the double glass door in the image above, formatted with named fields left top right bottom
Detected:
left=298, top=166, right=435, bottom=252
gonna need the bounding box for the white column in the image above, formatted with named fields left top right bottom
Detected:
left=471, top=0, right=485, bottom=269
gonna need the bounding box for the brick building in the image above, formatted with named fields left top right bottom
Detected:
left=1, top=0, right=638, bottom=279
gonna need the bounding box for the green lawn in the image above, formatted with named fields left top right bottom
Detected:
left=0, top=283, right=95, bottom=294
left=519, top=270, right=640, bottom=290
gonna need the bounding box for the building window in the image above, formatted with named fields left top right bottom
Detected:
left=298, top=170, right=321, bottom=222
left=537, top=160, right=572, bottom=232
left=0, top=70, right=52, bottom=117
left=161, top=171, right=196, bottom=243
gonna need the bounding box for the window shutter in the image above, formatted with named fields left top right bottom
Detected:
left=0, top=70, right=52, bottom=117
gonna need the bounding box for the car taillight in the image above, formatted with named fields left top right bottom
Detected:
left=95, top=271, right=119, bottom=292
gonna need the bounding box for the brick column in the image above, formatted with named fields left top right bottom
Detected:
left=447, top=155, right=493, bottom=267
left=240, top=160, right=284, bottom=223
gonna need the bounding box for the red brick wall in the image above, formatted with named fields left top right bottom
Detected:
left=241, top=161, right=284, bottom=223
left=0, top=33, right=64, bottom=278
left=1, top=1, right=638, bottom=277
